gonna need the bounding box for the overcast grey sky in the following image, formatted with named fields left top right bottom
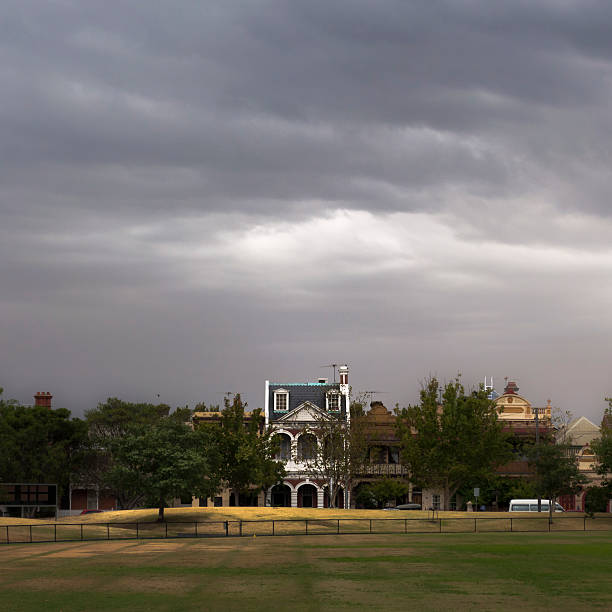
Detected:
left=1, top=1, right=611, bottom=423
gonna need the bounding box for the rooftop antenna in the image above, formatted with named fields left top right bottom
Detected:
left=321, top=363, right=340, bottom=383
left=484, top=376, right=495, bottom=400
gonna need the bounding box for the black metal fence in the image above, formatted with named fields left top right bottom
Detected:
left=2, top=515, right=612, bottom=544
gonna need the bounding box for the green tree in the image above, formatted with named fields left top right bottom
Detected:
left=355, top=478, right=409, bottom=509
left=584, top=486, right=610, bottom=513
left=80, top=398, right=182, bottom=509
left=0, top=388, right=86, bottom=509
left=107, top=418, right=216, bottom=521
left=591, top=398, right=612, bottom=492
left=199, top=394, right=284, bottom=505
left=527, top=442, right=587, bottom=520
left=397, top=377, right=511, bottom=510
left=85, top=397, right=172, bottom=440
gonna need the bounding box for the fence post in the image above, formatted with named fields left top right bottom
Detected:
left=305, top=520, right=308, bottom=535
left=584, top=516, right=586, bottom=531
left=337, top=519, right=340, bottom=535
left=474, top=518, right=477, bottom=533
left=136, top=522, right=139, bottom=539
left=272, top=520, right=275, bottom=536
left=30, top=525, right=32, bottom=543
left=55, top=524, right=57, bottom=542
left=510, top=518, right=513, bottom=532
left=80, top=524, right=83, bottom=541
left=404, top=519, right=407, bottom=534
left=195, top=522, right=198, bottom=538
left=439, top=518, right=442, bottom=533
left=165, top=522, right=168, bottom=538
left=107, top=524, right=109, bottom=540
left=369, top=519, right=372, bottom=534
left=225, top=521, right=229, bottom=537
left=240, top=520, right=243, bottom=537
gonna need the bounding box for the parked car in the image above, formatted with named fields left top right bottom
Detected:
left=386, top=503, right=422, bottom=511
left=80, top=509, right=104, bottom=515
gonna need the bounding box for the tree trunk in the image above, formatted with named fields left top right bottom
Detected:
left=444, top=484, right=450, bottom=511
left=549, top=497, right=553, bottom=524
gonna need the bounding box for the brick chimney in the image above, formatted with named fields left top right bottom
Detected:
left=34, top=391, right=53, bottom=408
left=338, top=364, right=349, bottom=386
left=503, top=380, right=519, bottom=395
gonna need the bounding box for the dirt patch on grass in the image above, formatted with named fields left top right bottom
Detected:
left=18, top=577, right=99, bottom=591
left=43, top=542, right=138, bottom=557
left=113, top=576, right=194, bottom=594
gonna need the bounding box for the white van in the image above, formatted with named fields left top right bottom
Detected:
left=508, top=499, right=565, bottom=512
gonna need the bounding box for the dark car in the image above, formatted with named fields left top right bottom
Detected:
left=393, top=503, right=422, bottom=511
left=80, top=509, right=103, bottom=515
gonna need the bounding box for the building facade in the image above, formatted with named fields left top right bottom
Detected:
left=264, top=365, right=350, bottom=508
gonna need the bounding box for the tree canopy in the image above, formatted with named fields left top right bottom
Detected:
left=80, top=398, right=190, bottom=509
left=196, top=394, right=284, bottom=505
left=396, top=377, right=511, bottom=510
left=0, top=388, right=86, bottom=506
left=106, top=417, right=217, bottom=521
left=527, top=441, right=587, bottom=518
left=591, top=398, right=612, bottom=493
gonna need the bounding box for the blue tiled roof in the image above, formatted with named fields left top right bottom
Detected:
left=268, top=382, right=347, bottom=421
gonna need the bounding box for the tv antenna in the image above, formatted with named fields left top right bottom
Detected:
left=321, top=363, right=344, bottom=383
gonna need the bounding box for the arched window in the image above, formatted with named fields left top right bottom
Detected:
left=274, top=433, right=291, bottom=461
left=297, top=433, right=317, bottom=461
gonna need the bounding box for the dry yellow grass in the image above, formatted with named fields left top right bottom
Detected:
left=1, top=506, right=588, bottom=526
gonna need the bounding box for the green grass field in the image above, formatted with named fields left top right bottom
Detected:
left=1, top=531, right=611, bottom=611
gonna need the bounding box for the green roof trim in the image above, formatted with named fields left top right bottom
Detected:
left=270, top=382, right=337, bottom=386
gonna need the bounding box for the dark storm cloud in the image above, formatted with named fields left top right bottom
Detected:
left=2, top=1, right=612, bottom=217
left=1, top=1, right=612, bottom=422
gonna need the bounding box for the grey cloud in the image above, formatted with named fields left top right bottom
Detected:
left=1, top=1, right=612, bottom=425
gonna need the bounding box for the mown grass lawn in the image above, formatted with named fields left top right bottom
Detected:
left=1, top=531, right=611, bottom=611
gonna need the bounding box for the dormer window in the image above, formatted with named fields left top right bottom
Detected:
left=274, top=389, right=289, bottom=411
left=326, top=391, right=340, bottom=411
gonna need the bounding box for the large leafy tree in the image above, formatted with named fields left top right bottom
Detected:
left=355, top=478, right=409, bottom=509
left=106, top=417, right=217, bottom=521
left=397, top=377, right=511, bottom=510
left=0, top=388, right=86, bottom=506
left=591, top=398, right=612, bottom=490
left=527, top=442, right=587, bottom=519
left=80, top=398, right=182, bottom=509
left=198, top=394, right=284, bottom=505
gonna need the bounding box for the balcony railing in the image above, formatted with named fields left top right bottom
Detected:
left=358, top=463, right=408, bottom=476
